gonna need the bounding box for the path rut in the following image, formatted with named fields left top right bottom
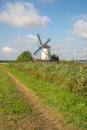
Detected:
left=4, top=68, right=65, bottom=130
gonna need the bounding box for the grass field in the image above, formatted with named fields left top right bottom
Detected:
left=9, top=62, right=87, bottom=97
left=4, top=62, right=87, bottom=130
left=0, top=64, right=63, bottom=130
left=0, top=65, right=40, bottom=130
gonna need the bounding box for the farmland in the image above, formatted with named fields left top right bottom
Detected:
left=0, top=62, right=87, bottom=130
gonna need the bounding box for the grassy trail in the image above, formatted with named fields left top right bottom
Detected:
left=5, top=63, right=87, bottom=130
left=0, top=65, right=64, bottom=130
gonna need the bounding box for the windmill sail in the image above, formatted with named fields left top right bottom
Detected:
left=37, top=34, right=42, bottom=46
left=33, top=46, right=42, bottom=55
left=43, top=38, right=51, bottom=47
left=33, top=34, right=51, bottom=60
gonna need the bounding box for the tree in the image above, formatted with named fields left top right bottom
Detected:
left=51, top=53, right=59, bottom=62
left=16, top=51, right=32, bottom=62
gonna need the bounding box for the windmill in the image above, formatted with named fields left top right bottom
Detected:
left=33, top=34, right=51, bottom=60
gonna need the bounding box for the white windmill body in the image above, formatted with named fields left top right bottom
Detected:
left=41, top=47, right=51, bottom=60
left=33, top=34, right=51, bottom=60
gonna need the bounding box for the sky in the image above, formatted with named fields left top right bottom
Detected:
left=0, top=0, right=87, bottom=60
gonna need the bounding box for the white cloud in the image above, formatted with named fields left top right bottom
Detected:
left=65, top=36, right=75, bottom=43
left=81, top=48, right=87, bottom=56
left=12, top=34, right=39, bottom=44
left=70, top=14, right=87, bottom=21
left=0, top=2, right=50, bottom=28
left=26, top=34, right=38, bottom=44
left=67, top=14, right=87, bottom=42
left=83, top=48, right=87, bottom=53
left=2, top=46, right=16, bottom=53
left=73, top=20, right=87, bottom=39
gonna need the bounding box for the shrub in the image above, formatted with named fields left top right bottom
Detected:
left=16, top=51, right=32, bottom=62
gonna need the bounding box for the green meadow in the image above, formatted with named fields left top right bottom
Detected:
left=5, top=62, right=87, bottom=130
left=0, top=65, right=56, bottom=130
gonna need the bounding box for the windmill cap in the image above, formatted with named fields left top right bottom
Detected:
left=43, top=44, right=51, bottom=48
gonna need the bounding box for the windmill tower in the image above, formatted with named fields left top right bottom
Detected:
left=33, top=34, right=51, bottom=60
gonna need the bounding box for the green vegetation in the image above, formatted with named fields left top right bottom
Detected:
left=51, top=53, right=59, bottom=62
left=6, top=62, right=87, bottom=130
left=16, top=50, right=32, bottom=62
left=0, top=65, right=48, bottom=130
left=0, top=66, right=33, bottom=129
left=9, top=62, right=87, bottom=97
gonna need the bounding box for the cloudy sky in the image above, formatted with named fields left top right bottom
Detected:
left=0, top=0, right=87, bottom=60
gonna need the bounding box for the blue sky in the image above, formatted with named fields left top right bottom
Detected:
left=0, top=0, right=87, bottom=60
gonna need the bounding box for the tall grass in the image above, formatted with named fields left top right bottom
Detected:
left=8, top=62, right=87, bottom=97
left=6, top=62, right=87, bottom=130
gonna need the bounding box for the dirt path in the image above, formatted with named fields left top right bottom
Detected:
left=4, top=68, right=65, bottom=130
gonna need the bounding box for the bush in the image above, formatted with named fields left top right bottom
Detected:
left=16, top=51, right=32, bottom=62
left=51, top=54, right=59, bottom=62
